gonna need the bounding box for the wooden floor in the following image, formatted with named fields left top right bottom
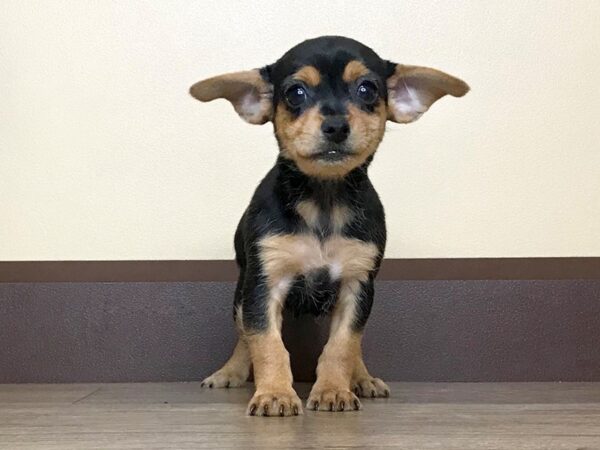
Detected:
left=1, top=382, right=600, bottom=449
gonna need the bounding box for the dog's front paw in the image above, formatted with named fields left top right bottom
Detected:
left=201, top=369, right=247, bottom=389
left=247, top=389, right=303, bottom=417
left=307, top=387, right=361, bottom=412
left=352, top=377, right=390, bottom=398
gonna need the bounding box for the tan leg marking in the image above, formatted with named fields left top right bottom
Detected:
left=307, top=280, right=363, bottom=412
left=246, top=332, right=302, bottom=417
left=244, top=259, right=301, bottom=417
left=201, top=337, right=251, bottom=388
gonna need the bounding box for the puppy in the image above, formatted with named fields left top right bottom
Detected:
left=190, top=36, right=468, bottom=416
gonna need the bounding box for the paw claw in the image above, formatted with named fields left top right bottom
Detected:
left=307, top=388, right=361, bottom=413
left=247, top=390, right=302, bottom=417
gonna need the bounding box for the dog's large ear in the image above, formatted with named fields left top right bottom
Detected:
left=189, top=68, right=273, bottom=124
left=386, top=64, right=469, bottom=123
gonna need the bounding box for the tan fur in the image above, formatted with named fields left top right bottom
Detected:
left=275, top=103, right=324, bottom=168
left=245, top=332, right=302, bottom=416
left=293, top=65, right=321, bottom=87
left=307, top=280, right=363, bottom=411
left=347, top=102, right=387, bottom=162
left=342, top=60, right=370, bottom=83
left=234, top=304, right=244, bottom=333
left=242, top=265, right=301, bottom=416
left=201, top=338, right=251, bottom=388
left=331, top=205, right=352, bottom=233
left=352, top=356, right=390, bottom=398
left=246, top=333, right=292, bottom=390
left=314, top=332, right=361, bottom=390
left=276, top=100, right=386, bottom=179
left=293, top=155, right=365, bottom=179
left=295, top=200, right=321, bottom=229
left=275, top=97, right=388, bottom=179
left=259, top=234, right=379, bottom=284
left=295, top=201, right=352, bottom=233
left=189, top=69, right=273, bottom=124
left=386, top=64, right=469, bottom=123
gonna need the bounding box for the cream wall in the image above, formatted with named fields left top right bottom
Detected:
left=1, top=0, right=599, bottom=260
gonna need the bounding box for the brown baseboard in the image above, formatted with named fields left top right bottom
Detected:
left=1, top=279, right=599, bottom=383
left=1, top=257, right=599, bottom=282
left=2, top=257, right=599, bottom=383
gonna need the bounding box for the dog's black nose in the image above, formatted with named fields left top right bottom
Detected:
left=321, top=116, right=350, bottom=143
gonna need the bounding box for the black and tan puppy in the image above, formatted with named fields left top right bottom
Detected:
left=190, top=36, right=468, bottom=416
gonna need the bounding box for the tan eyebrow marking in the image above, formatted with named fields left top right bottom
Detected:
left=293, top=65, right=321, bottom=87
left=343, top=60, right=370, bottom=83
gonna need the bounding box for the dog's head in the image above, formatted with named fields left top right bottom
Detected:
left=190, top=36, right=469, bottom=179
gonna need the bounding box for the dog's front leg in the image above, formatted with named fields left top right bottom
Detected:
left=243, top=275, right=302, bottom=417
left=307, top=279, right=371, bottom=412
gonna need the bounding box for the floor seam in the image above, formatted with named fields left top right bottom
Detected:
left=72, top=387, right=102, bottom=404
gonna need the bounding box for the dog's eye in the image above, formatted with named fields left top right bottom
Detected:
left=357, top=81, right=378, bottom=104
left=284, top=85, right=307, bottom=108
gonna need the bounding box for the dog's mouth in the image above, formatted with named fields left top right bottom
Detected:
left=311, top=146, right=354, bottom=163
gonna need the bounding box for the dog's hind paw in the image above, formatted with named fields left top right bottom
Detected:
left=352, top=377, right=390, bottom=398
left=200, top=370, right=247, bottom=389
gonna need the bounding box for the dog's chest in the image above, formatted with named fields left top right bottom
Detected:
left=258, top=200, right=378, bottom=285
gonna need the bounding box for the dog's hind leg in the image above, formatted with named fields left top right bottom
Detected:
left=201, top=302, right=251, bottom=388
left=351, top=354, right=390, bottom=398
left=202, top=263, right=252, bottom=388
left=201, top=336, right=251, bottom=388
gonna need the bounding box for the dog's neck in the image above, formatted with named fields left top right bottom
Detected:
left=275, top=155, right=372, bottom=211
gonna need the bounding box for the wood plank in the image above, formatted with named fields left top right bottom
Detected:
left=0, top=382, right=599, bottom=450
